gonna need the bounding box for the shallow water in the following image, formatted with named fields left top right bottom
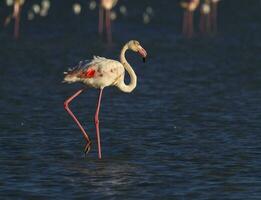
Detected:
left=0, top=1, right=261, bottom=199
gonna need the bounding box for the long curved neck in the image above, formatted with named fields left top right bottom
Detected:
left=117, top=44, right=137, bottom=93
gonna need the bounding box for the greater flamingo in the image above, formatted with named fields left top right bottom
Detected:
left=63, top=40, right=147, bottom=159
left=199, top=0, right=211, bottom=36
left=180, top=0, right=200, bottom=39
left=99, top=0, right=118, bottom=43
left=4, top=0, right=23, bottom=39
left=210, top=0, right=221, bottom=34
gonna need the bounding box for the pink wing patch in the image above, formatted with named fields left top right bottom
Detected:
left=85, top=68, right=96, bottom=78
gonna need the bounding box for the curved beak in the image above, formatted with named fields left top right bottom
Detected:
left=138, top=46, right=147, bottom=63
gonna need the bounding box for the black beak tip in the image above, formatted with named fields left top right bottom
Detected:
left=143, top=57, right=146, bottom=63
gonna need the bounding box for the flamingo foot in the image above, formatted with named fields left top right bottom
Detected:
left=84, top=140, right=92, bottom=156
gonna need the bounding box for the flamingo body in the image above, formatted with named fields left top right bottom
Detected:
left=101, top=0, right=118, bottom=10
left=64, top=57, right=124, bottom=89
left=181, top=0, right=199, bottom=11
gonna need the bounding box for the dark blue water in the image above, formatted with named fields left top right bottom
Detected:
left=0, top=1, right=261, bottom=199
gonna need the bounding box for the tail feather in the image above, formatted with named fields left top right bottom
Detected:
left=63, top=60, right=94, bottom=83
left=63, top=69, right=81, bottom=83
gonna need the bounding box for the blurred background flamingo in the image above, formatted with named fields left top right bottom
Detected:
left=210, top=0, right=221, bottom=34
left=99, top=0, right=118, bottom=43
left=4, top=0, right=24, bottom=39
left=180, top=0, right=200, bottom=39
left=199, top=0, right=211, bottom=36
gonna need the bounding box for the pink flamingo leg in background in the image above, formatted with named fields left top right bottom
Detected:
left=200, top=12, right=206, bottom=34
left=94, top=89, right=103, bottom=159
left=206, top=13, right=211, bottom=35
left=188, top=11, right=194, bottom=38
left=99, top=6, right=104, bottom=35
left=211, top=2, right=218, bottom=34
left=105, top=10, right=112, bottom=43
left=64, top=89, right=92, bottom=154
left=182, top=11, right=188, bottom=37
left=14, top=1, right=21, bottom=39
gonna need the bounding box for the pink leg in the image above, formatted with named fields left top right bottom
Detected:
left=187, top=11, right=190, bottom=38
left=182, top=10, right=188, bottom=37
left=191, top=11, right=194, bottom=37
left=105, top=9, right=112, bottom=44
left=200, top=13, right=205, bottom=35
left=14, top=2, right=20, bottom=39
left=94, top=89, right=103, bottom=159
left=188, top=11, right=194, bottom=38
left=99, top=6, right=104, bottom=35
left=206, top=13, right=211, bottom=35
left=64, top=89, right=92, bottom=155
left=211, top=2, right=217, bottom=34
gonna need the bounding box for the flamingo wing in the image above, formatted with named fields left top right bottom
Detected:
left=63, top=56, right=123, bottom=84
left=65, top=57, right=102, bottom=77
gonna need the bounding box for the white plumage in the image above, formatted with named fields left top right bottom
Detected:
left=64, top=56, right=125, bottom=89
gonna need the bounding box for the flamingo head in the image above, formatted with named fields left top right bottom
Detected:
left=128, top=40, right=147, bottom=63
